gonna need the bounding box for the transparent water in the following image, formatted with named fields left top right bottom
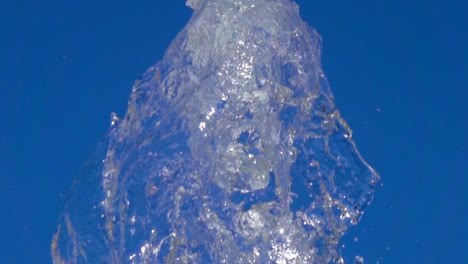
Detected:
left=51, top=0, right=379, bottom=263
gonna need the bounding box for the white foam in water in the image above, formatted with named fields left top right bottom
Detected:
left=51, top=0, right=379, bottom=263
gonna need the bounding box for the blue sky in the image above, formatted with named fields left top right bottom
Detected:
left=0, top=0, right=466, bottom=263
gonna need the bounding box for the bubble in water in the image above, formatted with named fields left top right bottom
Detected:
left=354, top=255, right=365, bottom=264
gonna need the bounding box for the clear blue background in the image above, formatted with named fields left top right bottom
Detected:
left=1, top=0, right=466, bottom=263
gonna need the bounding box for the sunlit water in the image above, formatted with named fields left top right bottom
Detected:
left=51, top=0, right=379, bottom=263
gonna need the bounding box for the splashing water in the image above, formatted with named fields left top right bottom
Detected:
left=51, top=0, right=379, bottom=263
